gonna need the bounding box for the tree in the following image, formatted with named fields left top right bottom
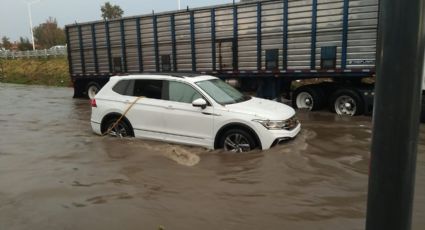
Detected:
left=1, top=36, right=12, bottom=50
left=33, top=17, right=66, bottom=49
left=101, top=2, right=124, bottom=20
left=17, top=37, right=32, bottom=51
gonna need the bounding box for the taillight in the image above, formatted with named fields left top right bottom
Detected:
left=90, top=99, right=97, bottom=107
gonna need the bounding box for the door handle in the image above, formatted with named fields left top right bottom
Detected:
left=166, top=105, right=174, bottom=110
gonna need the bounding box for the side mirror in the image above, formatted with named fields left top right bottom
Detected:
left=192, top=98, right=207, bottom=109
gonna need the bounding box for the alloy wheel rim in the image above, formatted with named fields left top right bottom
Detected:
left=224, top=133, right=251, bottom=153
left=108, top=123, right=128, bottom=138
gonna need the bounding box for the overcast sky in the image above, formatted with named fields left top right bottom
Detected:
left=0, top=0, right=237, bottom=41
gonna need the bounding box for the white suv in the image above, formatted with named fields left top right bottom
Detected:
left=91, top=74, right=301, bottom=152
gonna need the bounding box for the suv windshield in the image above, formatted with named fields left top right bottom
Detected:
left=196, top=79, right=250, bottom=105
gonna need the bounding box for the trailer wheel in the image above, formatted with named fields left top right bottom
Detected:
left=330, top=89, right=364, bottom=116
left=86, top=82, right=100, bottom=99
left=292, top=86, right=324, bottom=111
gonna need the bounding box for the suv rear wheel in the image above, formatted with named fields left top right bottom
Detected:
left=220, top=129, right=257, bottom=153
left=104, top=118, right=134, bottom=138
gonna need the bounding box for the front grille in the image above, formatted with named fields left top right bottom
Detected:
left=283, top=116, right=299, bottom=131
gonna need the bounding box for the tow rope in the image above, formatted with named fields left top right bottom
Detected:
left=102, top=96, right=143, bottom=137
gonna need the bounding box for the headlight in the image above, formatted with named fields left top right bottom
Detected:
left=254, top=119, right=286, bottom=130
left=254, top=116, right=299, bottom=131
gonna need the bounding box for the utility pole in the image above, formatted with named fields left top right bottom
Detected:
left=25, top=0, right=41, bottom=51
left=366, top=0, right=425, bottom=229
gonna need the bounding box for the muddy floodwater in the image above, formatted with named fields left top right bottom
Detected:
left=0, top=83, right=424, bottom=230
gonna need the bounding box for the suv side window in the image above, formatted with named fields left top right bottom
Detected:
left=134, top=80, right=163, bottom=99
left=112, top=80, right=134, bottom=96
left=166, top=81, right=202, bottom=104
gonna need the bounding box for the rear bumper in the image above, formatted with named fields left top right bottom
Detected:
left=91, top=120, right=102, bottom=135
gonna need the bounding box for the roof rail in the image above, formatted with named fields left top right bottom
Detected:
left=138, top=72, right=204, bottom=78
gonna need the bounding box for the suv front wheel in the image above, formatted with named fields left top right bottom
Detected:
left=220, top=129, right=257, bottom=153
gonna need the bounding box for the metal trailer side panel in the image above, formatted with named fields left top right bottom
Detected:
left=123, top=19, right=139, bottom=73
left=67, top=0, right=378, bottom=78
left=195, top=10, right=213, bottom=71
left=140, top=17, right=156, bottom=72
left=346, top=0, right=378, bottom=69
left=315, top=0, right=343, bottom=68
left=215, top=6, right=235, bottom=71
left=81, top=25, right=95, bottom=74
left=94, top=23, right=109, bottom=74
left=287, top=0, right=313, bottom=69
left=107, top=21, right=122, bottom=72
left=157, top=15, right=173, bottom=71
left=175, top=12, right=192, bottom=71
left=238, top=4, right=258, bottom=71
left=68, top=26, right=82, bottom=74
left=260, top=2, right=285, bottom=70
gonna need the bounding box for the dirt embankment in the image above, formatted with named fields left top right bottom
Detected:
left=0, top=58, right=71, bottom=87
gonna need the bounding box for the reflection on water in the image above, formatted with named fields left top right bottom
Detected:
left=0, top=83, right=423, bottom=230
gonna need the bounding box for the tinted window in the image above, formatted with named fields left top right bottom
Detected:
left=113, top=57, right=123, bottom=73
left=112, top=80, right=134, bottom=96
left=161, top=55, right=171, bottom=72
left=321, top=46, right=337, bottom=69
left=265, top=49, right=279, bottom=70
left=167, top=81, right=202, bottom=104
left=134, top=80, right=163, bottom=99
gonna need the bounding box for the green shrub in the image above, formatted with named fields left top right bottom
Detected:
left=0, top=57, right=71, bottom=87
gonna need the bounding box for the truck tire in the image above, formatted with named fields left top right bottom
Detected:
left=86, top=82, right=101, bottom=99
left=330, top=88, right=364, bottom=116
left=292, top=86, right=325, bottom=111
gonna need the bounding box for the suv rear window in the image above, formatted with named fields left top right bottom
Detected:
left=112, top=80, right=134, bottom=96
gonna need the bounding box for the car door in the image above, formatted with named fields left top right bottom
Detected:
left=124, top=79, right=168, bottom=140
left=162, top=80, right=215, bottom=147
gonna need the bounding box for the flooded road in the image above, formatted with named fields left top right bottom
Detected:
left=0, top=83, right=424, bottom=230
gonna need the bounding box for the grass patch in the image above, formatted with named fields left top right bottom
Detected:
left=0, top=57, right=71, bottom=87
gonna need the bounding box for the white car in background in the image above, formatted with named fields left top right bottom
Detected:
left=49, top=45, right=66, bottom=50
left=90, top=74, right=301, bottom=152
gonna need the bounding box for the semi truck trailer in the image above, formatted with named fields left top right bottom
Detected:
left=65, top=0, right=425, bottom=119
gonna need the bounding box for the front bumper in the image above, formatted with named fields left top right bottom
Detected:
left=256, top=123, right=301, bottom=150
